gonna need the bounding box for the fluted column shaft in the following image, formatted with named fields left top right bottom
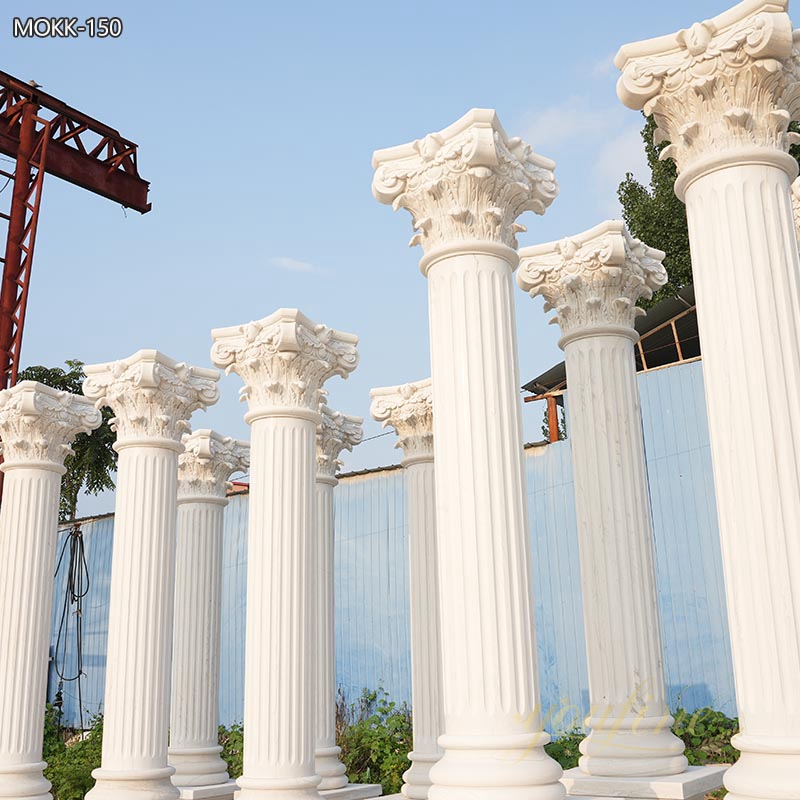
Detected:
left=242, top=413, right=317, bottom=797
left=426, top=249, right=562, bottom=800
left=100, top=443, right=180, bottom=779
left=403, top=455, right=443, bottom=800
left=563, top=333, right=685, bottom=775
left=0, top=467, right=63, bottom=800
left=372, top=108, right=563, bottom=800
left=370, top=379, right=444, bottom=800
left=0, top=381, right=101, bottom=800
left=616, top=8, right=800, bottom=794
left=518, top=220, right=688, bottom=780
left=683, top=162, right=800, bottom=798
left=211, top=309, right=358, bottom=800
left=169, top=498, right=229, bottom=785
left=314, top=476, right=346, bottom=790
left=83, top=350, right=219, bottom=800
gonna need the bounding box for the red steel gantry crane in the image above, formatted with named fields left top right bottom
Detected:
left=0, top=69, right=151, bottom=389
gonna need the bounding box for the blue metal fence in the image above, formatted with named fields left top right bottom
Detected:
left=47, top=359, right=736, bottom=730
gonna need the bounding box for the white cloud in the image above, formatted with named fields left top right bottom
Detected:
left=522, top=96, right=612, bottom=150
left=269, top=256, right=325, bottom=275
left=590, top=53, right=616, bottom=78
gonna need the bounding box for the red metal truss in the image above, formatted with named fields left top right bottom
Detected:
left=0, top=101, right=48, bottom=385
left=0, top=69, right=151, bottom=390
left=0, top=71, right=150, bottom=213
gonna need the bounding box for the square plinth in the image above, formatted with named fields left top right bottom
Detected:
left=320, top=784, right=383, bottom=800
left=561, top=765, right=728, bottom=800
left=178, top=781, right=238, bottom=800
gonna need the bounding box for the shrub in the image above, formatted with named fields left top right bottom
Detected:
left=672, top=707, right=739, bottom=766
left=336, top=688, right=413, bottom=794
left=45, top=715, right=103, bottom=800
left=219, top=722, right=244, bottom=779
left=544, top=729, right=583, bottom=770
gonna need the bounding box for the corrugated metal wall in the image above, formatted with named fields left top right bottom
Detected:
left=47, top=359, right=736, bottom=730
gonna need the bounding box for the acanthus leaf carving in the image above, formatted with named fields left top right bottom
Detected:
left=210, top=309, right=359, bottom=415
left=372, top=109, right=557, bottom=252
left=616, top=3, right=800, bottom=178
left=369, top=378, right=434, bottom=461
left=177, top=428, right=250, bottom=500
left=316, top=401, right=363, bottom=479
left=82, top=350, right=220, bottom=444
left=518, top=220, right=666, bottom=337
left=0, top=381, right=102, bottom=467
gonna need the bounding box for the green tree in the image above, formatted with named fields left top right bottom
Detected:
left=617, top=115, right=692, bottom=308
left=17, top=359, right=116, bottom=521
left=619, top=115, right=800, bottom=308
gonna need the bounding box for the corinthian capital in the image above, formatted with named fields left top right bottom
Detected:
left=616, top=1, right=800, bottom=182
left=316, top=402, right=363, bottom=480
left=210, top=308, right=359, bottom=417
left=0, top=381, right=102, bottom=468
left=372, top=108, right=557, bottom=253
left=82, top=350, right=220, bottom=445
left=178, top=429, right=250, bottom=501
left=370, top=378, right=434, bottom=462
left=518, top=220, right=666, bottom=339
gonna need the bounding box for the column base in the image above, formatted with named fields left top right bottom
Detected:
left=177, top=781, right=238, bottom=800
left=315, top=746, right=348, bottom=791
left=429, top=733, right=565, bottom=800
left=235, top=775, right=320, bottom=800
left=0, top=761, right=51, bottom=799
left=87, top=766, right=180, bottom=800
left=170, top=746, right=230, bottom=787
left=722, top=734, right=800, bottom=800
left=561, top=764, right=728, bottom=799
left=578, top=718, right=688, bottom=777
left=402, top=751, right=440, bottom=799
left=320, top=784, right=382, bottom=800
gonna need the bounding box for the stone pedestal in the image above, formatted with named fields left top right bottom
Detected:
left=518, top=221, right=689, bottom=780
left=617, top=4, right=800, bottom=798
left=0, top=382, right=101, bottom=800
left=373, top=109, right=564, bottom=800
left=211, top=309, right=358, bottom=800
left=315, top=403, right=363, bottom=790
left=370, top=379, right=443, bottom=800
left=176, top=784, right=238, bottom=800
left=83, top=351, right=220, bottom=800
left=561, top=765, right=729, bottom=800
left=169, top=430, right=249, bottom=789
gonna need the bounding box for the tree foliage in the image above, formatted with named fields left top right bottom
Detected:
left=617, top=115, right=692, bottom=308
left=17, top=360, right=117, bottom=521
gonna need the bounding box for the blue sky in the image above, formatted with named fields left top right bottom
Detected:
left=3, top=0, right=728, bottom=515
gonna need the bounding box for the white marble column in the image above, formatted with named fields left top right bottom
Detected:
left=169, top=430, right=249, bottom=798
left=518, top=222, right=706, bottom=790
left=0, top=382, right=101, bottom=800
left=314, top=403, right=363, bottom=792
left=617, top=4, right=800, bottom=799
left=373, top=109, right=564, bottom=800
left=211, top=309, right=358, bottom=800
left=83, top=351, right=220, bottom=800
left=370, top=379, right=443, bottom=800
